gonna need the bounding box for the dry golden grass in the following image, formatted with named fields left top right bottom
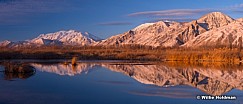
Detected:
left=0, top=45, right=242, bottom=63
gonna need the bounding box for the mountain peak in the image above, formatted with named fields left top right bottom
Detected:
left=201, top=12, right=230, bottom=18
left=132, top=23, right=155, bottom=31
left=197, top=12, right=234, bottom=30
left=208, top=12, right=226, bottom=15
left=0, top=40, right=12, bottom=47
left=31, top=30, right=100, bottom=45
left=237, top=18, right=243, bottom=22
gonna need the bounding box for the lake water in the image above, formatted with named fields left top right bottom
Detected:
left=0, top=61, right=243, bottom=104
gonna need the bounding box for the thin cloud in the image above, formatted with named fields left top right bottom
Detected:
left=233, top=10, right=243, bottom=13
left=0, top=0, right=70, bottom=14
left=229, top=3, right=243, bottom=9
left=128, top=9, right=212, bottom=17
left=0, top=0, right=74, bottom=24
left=98, top=21, right=132, bottom=26
left=127, top=3, right=243, bottom=23
left=223, top=3, right=243, bottom=15
left=128, top=3, right=243, bottom=19
left=147, top=18, right=196, bottom=23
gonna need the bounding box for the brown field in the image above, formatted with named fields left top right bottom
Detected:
left=0, top=44, right=242, bottom=64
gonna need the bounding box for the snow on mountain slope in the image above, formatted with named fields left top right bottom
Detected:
left=97, top=20, right=203, bottom=47
left=197, top=12, right=234, bottom=30
left=96, top=20, right=205, bottom=47
left=0, top=30, right=101, bottom=47
left=1, top=12, right=240, bottom=48
left=82, top=32, right=102, bottom=41
left=97, top=21, right=174, bottom=47
left=97, top=12, right=235, bottom=47
left=30, top=30, right=100, bottom=45
left=31, top=38, right=63, bottom=45
left=237, top=18, right=243, bottom=22
left=183, top=20, right=243, bottom=47
left=175, top=20, right=208, bottom=44
left=164, top=12, right=233, bottom=45
left=0, top=40, right=12, bottom=47
left=132, top=23, right=155, bottom=31
left=0, top=40, right=32, bottom=47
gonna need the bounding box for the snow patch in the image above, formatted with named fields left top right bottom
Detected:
left=132, top=23, right=155, bottom=31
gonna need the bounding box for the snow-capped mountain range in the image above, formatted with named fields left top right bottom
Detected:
left=0, top=30, right=101, bottom=47
left=97, top=12, right=239, bottom=47
left=1, top=12, right=243, bottom=48
left=30, top=30, right=100, bottom=45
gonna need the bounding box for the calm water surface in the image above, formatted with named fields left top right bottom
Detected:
left=0, top=61, right=243, bottom=104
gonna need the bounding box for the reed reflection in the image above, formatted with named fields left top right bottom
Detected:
left=0, top=62, right=35, bottom=80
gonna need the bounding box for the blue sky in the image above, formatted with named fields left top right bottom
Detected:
left=0, top=0, right=243, bottom=41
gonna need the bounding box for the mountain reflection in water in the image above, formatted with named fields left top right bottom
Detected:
left=29, top=62, right=243, bottom=96
left=31, top=63, right=96, bottom=76
left=102, top=63, right=243, bottom=96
